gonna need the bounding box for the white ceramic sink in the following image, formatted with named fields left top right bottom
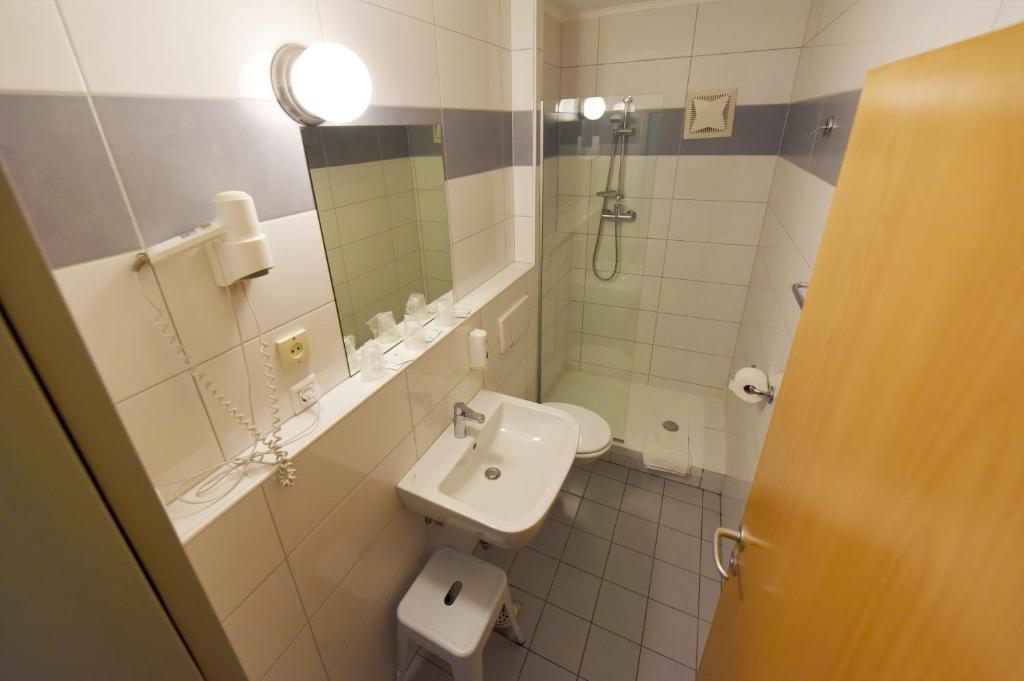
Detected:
left=397, top=390, right=580, bottom=548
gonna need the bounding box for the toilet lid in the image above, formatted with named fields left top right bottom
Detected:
left=544, top=402, right=613, bottom=454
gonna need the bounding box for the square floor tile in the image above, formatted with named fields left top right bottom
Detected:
left=551, top=491, right=582, bottom=524
left=659, top=497, right=701, bottom=536
left=509, top=548, right=558, bottom=599
left=603, top=543, right=653, bottom=595
left=649, top=560, right=698, bottom=615
left=662, top=480, right=701, bottom=505
left=530, top=520, right=571, bottom=559
left=548, top=562, right=601, bottom=620
left=405, top=655, right=452, bottom=681
left=574, top=499, right=618, bottom=540
left=697, top=620, right=710, bottom=664
left=483, top=631, right=528, bottom=681
left=531, top=604, right=590, bottom=673
left=562, top=528, right=611, bottom=576
left=626, top=469, right=664, bottom=494
left=613, top=512, right=658, bottom=555
left=473, top=542, right=519, bottom=572
left=584, top=474, right=625, bottom=509
left=519, top=652, right=576, bottom=681
left=593, top=460, right=628, bottom=482
left=637, top=647, right=694, bottom=681
left=510, top=586, right=544, bottom=647
left=701, top=510, right=720, bottom=541
left=654, top=526, right=700, bottom=573
left=698, top=576, right=720, bottom=622
left=562, top=468, right=591, bottom=496
left=620, top=485, right=662, bottom=522
left=642, top=601, right=697, bottom=667
left=699, top=540, right=722, bottom=582
left=701, top=490, right=720, bottom=512
left=579, top=625, right=641, bottom=681
left=592, top=581, right=647, bottom=643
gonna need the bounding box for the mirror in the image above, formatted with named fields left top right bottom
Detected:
left=301, top=124, right=453, bottom=373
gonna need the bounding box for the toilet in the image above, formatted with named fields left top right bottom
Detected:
left=543, top=402, right=613, bottom=461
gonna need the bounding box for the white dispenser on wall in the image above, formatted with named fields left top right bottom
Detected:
left=144, top=191, right=273, bottom=285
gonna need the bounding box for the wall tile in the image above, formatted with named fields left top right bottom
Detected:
left=441, top=109, right=512, bottom=179
left=663, top=242, right=756, bottom=286
left=287, top=433, right=417, bottom=613
left=560, top=65, right=597, bottom=97
left=436, top=29, right=505, bottom=110
left=543, top=13, right=562, bottom=66
left=116, top=371, right=225, bottom=502
left=597, top=5, right=697, bottom=63
left=511, top=0, right=537, bottom=50
left=658, top=278, right=748, bottom=323
left=263, top=375, right=412, bottom=552
left=692, top=0, right=812, bottom=55
left=595, top=58, right=690, bottom=107
left=452, top=221, right=509, bottom=298
left=674, top=156, right=776, bottom=202
left=668, top=200, right=766, bottom=246
left=319, top=0, right=441, bottom=108
left=688, top=49, right=800, bottom=105
left=406, top=320, right=474, bottom=422
left=93, top=96, right=313, bottom=246
left=447, top=169, right=507, bottom=242
left=54, top=252, right=183, bottom=402
left=0, top=1, right=84, bottom=92
left=413, top=369, right=484, bottom=454
left=0, top=94, right=139, bottom=267
left=435, top=0, right=504, bottom=45
left=57, top=0, right=320, bottom=98
left=653, top=314, right=739, bottom=357
left=222, top=562, right=307, bottom=680
left=650, top=346, right=731, bottom=388
left=561, top=18, right=599, bottom=66
left=184, top=489, right=284, bottom=621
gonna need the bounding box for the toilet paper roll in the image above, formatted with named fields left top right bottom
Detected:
left=729, top=366, right=769, bottom=404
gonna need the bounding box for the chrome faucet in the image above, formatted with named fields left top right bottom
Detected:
left=453, top=402, right=485, bottom=439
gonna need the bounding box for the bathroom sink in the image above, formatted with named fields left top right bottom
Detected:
left=397, top=390, right=580, bottom=548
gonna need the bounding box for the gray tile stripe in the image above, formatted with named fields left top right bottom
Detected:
left=0, top=93, right=139, bottom=268
left=512, top=110, right=535, bottom=167
left=780, top=89, right=861, bottom=186
left=300, top=123, right=441, bottom=170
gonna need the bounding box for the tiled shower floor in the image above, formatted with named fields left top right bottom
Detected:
left=403, top=459, right=722, bottom=681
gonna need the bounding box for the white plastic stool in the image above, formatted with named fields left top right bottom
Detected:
left=396, top=547, right=524, bottom=681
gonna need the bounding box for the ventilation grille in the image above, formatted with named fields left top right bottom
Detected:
left=683, top=88, right=737, bottom=139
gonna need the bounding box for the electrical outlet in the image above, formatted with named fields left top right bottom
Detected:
left=289, top=374, right=320, bottom=413
left=276, top=329, right=310, bottom=368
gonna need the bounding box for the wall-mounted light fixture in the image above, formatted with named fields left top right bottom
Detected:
left=581, top=96, right=607, bottom=121
left=271, top=42, right=372, bottom=125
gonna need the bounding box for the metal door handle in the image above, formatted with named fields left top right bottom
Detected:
left=713, top=526, right=744, bottom=579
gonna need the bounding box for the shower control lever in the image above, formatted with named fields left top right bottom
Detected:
left=600, top=207, right=637, bottom=222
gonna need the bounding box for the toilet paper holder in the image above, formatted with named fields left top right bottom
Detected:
left=743, top=383, right=775, bottom=403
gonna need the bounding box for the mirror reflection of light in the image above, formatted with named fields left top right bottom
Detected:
left=291, top=42, right=372, bottom=123
left=581, top=96, right=607, bottom=120
left=555, top=98, right=579, bottom=114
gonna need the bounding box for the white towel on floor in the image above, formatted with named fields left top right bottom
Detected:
left=643, top=438, right=691, bottom=477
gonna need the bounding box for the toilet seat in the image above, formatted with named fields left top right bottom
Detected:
left=543, top=402, right=613, bottom=459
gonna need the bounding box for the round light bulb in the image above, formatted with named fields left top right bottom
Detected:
left=290, top=42, right=372, bottom=123
left=555, top=98, right=579, bottom=115
left=581, top=96, right=607, bottom=121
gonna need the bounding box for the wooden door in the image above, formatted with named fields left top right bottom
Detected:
left=698, top=24, right=1024, bottom=681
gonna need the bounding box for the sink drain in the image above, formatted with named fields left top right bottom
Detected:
left=662, top=420, right=679, bottom=432
left=484, top=467, right=501, bottom=480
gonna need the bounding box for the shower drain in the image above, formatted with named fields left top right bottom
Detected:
left=484, top=467, right=501, bottom=480
left=662, top=420, right=680, bottom=432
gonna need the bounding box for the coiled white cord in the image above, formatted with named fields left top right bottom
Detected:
left=132, top=256, right=303, bottom=504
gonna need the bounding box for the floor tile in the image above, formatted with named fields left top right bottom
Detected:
left=637, top=647, right=694, bottom=681
left=701, top=510, right=720, bottom=541
left=642, top=601, right=697, bottom=667
left=551, top=491, right=582, bottom=524
left=519, top=652, right=576, bottom=681
left=509, top=548, right=559, bottom=599
left=510, top=586, right=544, bottom=647
left=562, top=468, right=591, bottom=496
left=405, top=655, right=452, bottom=681
left=701, top=490, right=720, bottom=512
left=697, top=620, right=710, bottom=665
left=474, top=542, right=519, bottom=572
left=698, top=576, right=720, bottom=622
left=593, top=460, right=628, bottom=482
left=613, top=512, right=658, bottom=555
left=654, top=526, right=700, bottom=573
left=592, top=581, right=647, bottom=643
left=530, top=520, right=572, bottom=559
left=620, top=485, right=662, bottom=523
left=574, top=499, right=618, bottom=540
left=649, top=560, right=698, bottom=615
left=699, top=540, right=722, bottom=582
left=583, top=474, right=625, bottom=509
left=659, top=497, right=701, bottom=537
left=483, top=631, right=528, bottom=681
left=531, top=604, right=590, bottom=673
left=579, top=625, right=641, bottom=681
left=562, top=529, right=611, bottom=576
left=603, top=543, right=653, bottom=595
left=662, top=480, right=701, bottom=505
left=548, top=562, right=601, bottom=620
left=626, top=469, right=664, bottom=494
